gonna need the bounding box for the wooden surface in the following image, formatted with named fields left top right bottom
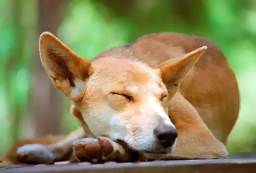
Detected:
left=1, top=153, right=256, bottom=173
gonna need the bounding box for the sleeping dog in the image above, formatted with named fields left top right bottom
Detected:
left=8, top=32, right=239, bottom=163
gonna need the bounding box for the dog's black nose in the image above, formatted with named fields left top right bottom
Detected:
left=154, top=124, right=177, bottom=148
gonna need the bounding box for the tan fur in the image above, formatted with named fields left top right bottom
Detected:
left=8, top=32, right=239, bottom=163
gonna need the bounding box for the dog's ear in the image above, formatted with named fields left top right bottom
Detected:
left=39, top=32, right=92, bottom=100
left=159, top=46, right=207, bottom=89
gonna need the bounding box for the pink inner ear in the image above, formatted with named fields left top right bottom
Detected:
left=46, top=47, right=75, bottom=87
left=160, top=46, right=207, bottom=85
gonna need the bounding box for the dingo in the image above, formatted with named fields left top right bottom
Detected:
left=8, top=32, right=239, bottom=163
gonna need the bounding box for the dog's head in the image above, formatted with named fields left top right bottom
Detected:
left=39, top=32, right=206, bottom=154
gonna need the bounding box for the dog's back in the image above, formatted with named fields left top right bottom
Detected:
left=95, top=32, right=239, bottom=142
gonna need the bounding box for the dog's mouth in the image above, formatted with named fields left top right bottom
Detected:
left=142, top=145, right=174, bottom=155
left=116, top=139, right=171, bottom=155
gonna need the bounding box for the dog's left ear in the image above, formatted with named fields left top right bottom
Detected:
left=159, top=46, right=207, bottom=88
left=39, top=32, right=92, bottom=101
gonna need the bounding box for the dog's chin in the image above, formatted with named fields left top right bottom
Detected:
left=140, top=149, right=172, bottom=160
left=142, top=146, right=172, bottom=154
left=136, top=144, right=177, bottom=160
left=116, top=139, right=175, bottom=160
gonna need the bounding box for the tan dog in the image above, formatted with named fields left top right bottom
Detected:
left=10, top=32, right=239, bottom=164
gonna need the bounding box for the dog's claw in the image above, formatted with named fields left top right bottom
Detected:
left=16, top=144, right=56, bottom=164
left=73, top=137, right=116, bottom=163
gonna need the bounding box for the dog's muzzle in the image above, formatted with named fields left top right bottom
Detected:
left=154, top=124, right=177, bottom=149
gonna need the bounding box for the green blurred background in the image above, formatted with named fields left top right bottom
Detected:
left=0, top=0, right=255, bottom=156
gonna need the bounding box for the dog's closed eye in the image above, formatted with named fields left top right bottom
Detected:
left=160, top=93, right=168, bottom=101
left=110, top=92, right=133, bottom=102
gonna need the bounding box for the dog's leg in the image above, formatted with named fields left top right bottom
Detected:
left=72, top=137, right=134, bottom=163
left=16, top=127, right=85, bottom=164
left=166, top=92, right=227, bottom=159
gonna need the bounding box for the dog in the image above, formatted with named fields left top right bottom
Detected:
left=6, top=32, right=239, bottom=164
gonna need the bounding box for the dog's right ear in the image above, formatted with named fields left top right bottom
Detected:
left=39, top=32, right=92, bottom=101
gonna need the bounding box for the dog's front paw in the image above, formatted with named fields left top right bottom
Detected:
left=72, top=137, right=129, bottom=163
left=16, top=144, right=56, bottom=164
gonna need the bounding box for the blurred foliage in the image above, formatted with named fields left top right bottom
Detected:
left=0, top=0, right=255, bottom=155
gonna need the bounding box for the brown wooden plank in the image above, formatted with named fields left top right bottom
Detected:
left=1, top=158, right=256, bottom=173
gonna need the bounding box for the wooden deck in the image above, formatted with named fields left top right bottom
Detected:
left=1, top=153, right=256, bottom=173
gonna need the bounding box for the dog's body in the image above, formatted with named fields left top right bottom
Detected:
left=7, top=32, right=239, bottom=164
